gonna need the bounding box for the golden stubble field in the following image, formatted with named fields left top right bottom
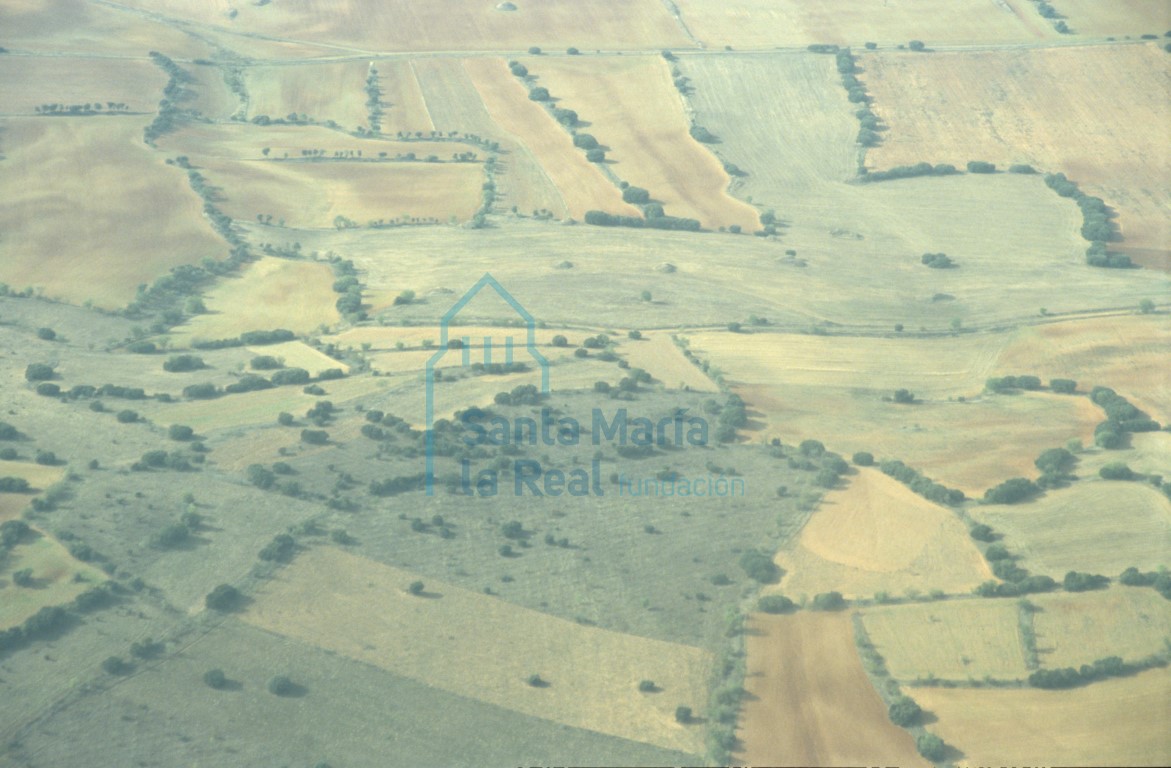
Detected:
left=971, top=480, right=1171, bottom=575
left=0, top=117, right=226, bottom=307
left=915, top=667, right=1171, bottom=766
left=0, top=55, right=164, bottom=115
left=526, top=55, right=759, bottom=231
left=864, top=44, right=1171, bottom=255
left=737, top=612, right=928, bottom=767
left=861, top=599, right=1030, bottom=681
left=244, top=61, right=372, bottom=131
left=769, top=467, right=991, bottom=598
left=241, top=546, right=712, bottom=755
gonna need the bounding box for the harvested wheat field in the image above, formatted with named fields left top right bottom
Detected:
left=170, top=257, right=338, bottom=344
left=1031, top=587, right=1171, bottom=669
left=972, top=480, right=1171, bottom=576
left=771, top=468, right=990, bottom=598
left=464, top=57, right=638, bottom=220
left=0, top=117, right=226, bottom=307
left=245, top=61, right=371, bottom=130
left=864, top=43, right=1171, bottom=252
left=914, top=667, right=1171, bottom=766
left=525, top=56, right=759, bottom=230
left=242, top=546, right=712, bottom=755
left=0, top=0, right=212, bottom=57
left=1053, top=0, right=1171, bottom=37
left=674, top=0, right=1054, bottom=49
left=370, top=59, right=434, bottom=136
left=995, top=313, right=1171, bottom=422
left=861, top=599, right=1029, bottom=681
left=737, top=611, right=928, bottom=767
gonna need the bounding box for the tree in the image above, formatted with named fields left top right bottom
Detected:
left=983, top=477, right=1041, bottom=504
left=528, top=86, right=550, bottom=101
left=163, top=354, right=206, bottom=373
left=1034, top=447, right=1075, bottom=476
left=1050, top=378, right=1077, bottom=394
left=622, top=186, right=650, bottom=204
left=908, top=40, right=926, bottom=51
left=24, top=363, right=54, bottom=382
left=967, top=160, right=996, bottom=173
left=408, top=580, right=425, bottom=595
left=675, top=705, right=692, bottom=723
left=203, top=668, right=228, bottom=689
left=810, top=591, right=846, bottom=611
left=585, top=148, right=605, bottom=162
left=1139, top=299, right=1155, bottom=314
left=739, top=549, right=780, bottom=583
left=757, top=594, right=795, bottom=614
left=36, top=327, right=56, bottom=341
left=1099, top=462, right=1134, bottom=480
left=892, top=389, right=915, bottom=404
left=852, top=451, right=874, bottom=466
left=526, top=673, right=546, bottom=687
left=572, top=133, right=598, bottom=150
left=116, top=409, right=139, bottom=423
left=205, top=584, right=241, bottom=611
left=300, top=429, right=329, bottom=445
left=638, top=679, right=657, bottom=692
left=168, top=424, right=195, bottom=441
left=101, top=656, right=133, bottom=675
left=916, top=733, right=947, bottom=761
left=267, top=675, right=297, bottom=696
left=888, top=695, right=922, bottom=726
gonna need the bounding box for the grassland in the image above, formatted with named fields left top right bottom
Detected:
left=861, top=599, right=1030, bottom=680
left=244, top=61, right=372, bottom=130
left=1031, top=587, right=1171, bottom=669
left=737, top=612, right=928, bottom=767
left=864, top=43, right=1171, bottom=253
left=527, top=55, right=758, bottom=230
left=1053, top=0, right=1171, bottom=37
left=914, top=667, right=1171, bottom=766
left=464, top=57, right=639, bottom=220
left=243, top=547, right=713, bottom=755
left=0, top=117, right=226, bottom=307
left=971, top=480, right=1171, bottom=575
left=770, top=468, right=990, bottom=598
left=0, top=531, right=105, bottom=630
left=673, top=0, right=1055, bottom=48
left=170, top=257, right=339, bottom=343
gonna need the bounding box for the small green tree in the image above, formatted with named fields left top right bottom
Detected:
left=675, top=705, right=692, bottom=723
left=408, top=580, right=425, bottom=595
left=916, top=733, right=947, bottom=761
left=203, top=668, right=228, bottom=689
left=888, top=695, right=922, bottom=726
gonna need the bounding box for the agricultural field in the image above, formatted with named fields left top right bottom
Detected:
left=244, top=61, right=372, bottom=130
left=0, top=117, right=227, bottom=308
left=525, top=55, right=759, bottom=231
left=860, top=599, right=1030, bottom=680
left=770, top=468, right=991, bottom=598
left=1031, top=587, right=1171, bottom=669
left=914, top=668, right=1171, bottom=766
left=371, top=59, right=434, bottom=136
left=863, top=43, right=1171, bottom=254
left=0, top=55, right=163, bottom=116
left=169, top=257, right=339, bottom=344
left=413, top=57, right=566, bottom=217
left=994, top=313, right=1171, bottom=422
left=1052, top=0, right=1171, bottom=37
left=111, top=0, right=691, bottom=53
left=673, top=0, right=1057, bottom=49
left=0, top=0, right=213, bottom=58
left=691, top=330, right=1103, bottom=493
left=737, top=612, right=928, bottom=767
left=971, top=480, right=1171, bottom=575
left=243, top=547, right=713, bottom=755
left=464, top=57, right=639, bottom=220
left=621, top=333, right=719, bottom=392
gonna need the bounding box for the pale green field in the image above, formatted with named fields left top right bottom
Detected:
left=1031, top=587, right=1171, bottom=669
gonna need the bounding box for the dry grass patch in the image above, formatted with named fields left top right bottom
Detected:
left=674, top=0, right=1052, bottom=48
left=861, top=599, right=1029, bottom=681
left=771, top=468, right=990, bottom=598
left=245, top=341, right=348, bottom=377
left=0, top=117, right=226, bottom=308
left=1054, top=0, right=1171, bottom=37
left=0, top=461, right=64, bottom=524
left=0, top=0, right=212, bottom=57
left=1031, top=587, right=1171, bottom=669
left=622, top=334, right=718, bottom=392
left=738, top=612, right=928, bottom=767
left=0, top=531, right=105, bottom=630
left=864, top=44, right=1171, bottom=251
left=464, top=57, right=638, bottom=220
left=971, top=480, right=1171, bottom=575
left=242, top=547, right=711, bottom=755
left=914, top=668, right=1171, bottom=766
left=171, top=257, right=338, bottom=344
left=527, top=56, right=758, bottom=230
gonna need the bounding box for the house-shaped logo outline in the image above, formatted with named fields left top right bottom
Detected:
left=424, top=273, right=550, bottom=494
